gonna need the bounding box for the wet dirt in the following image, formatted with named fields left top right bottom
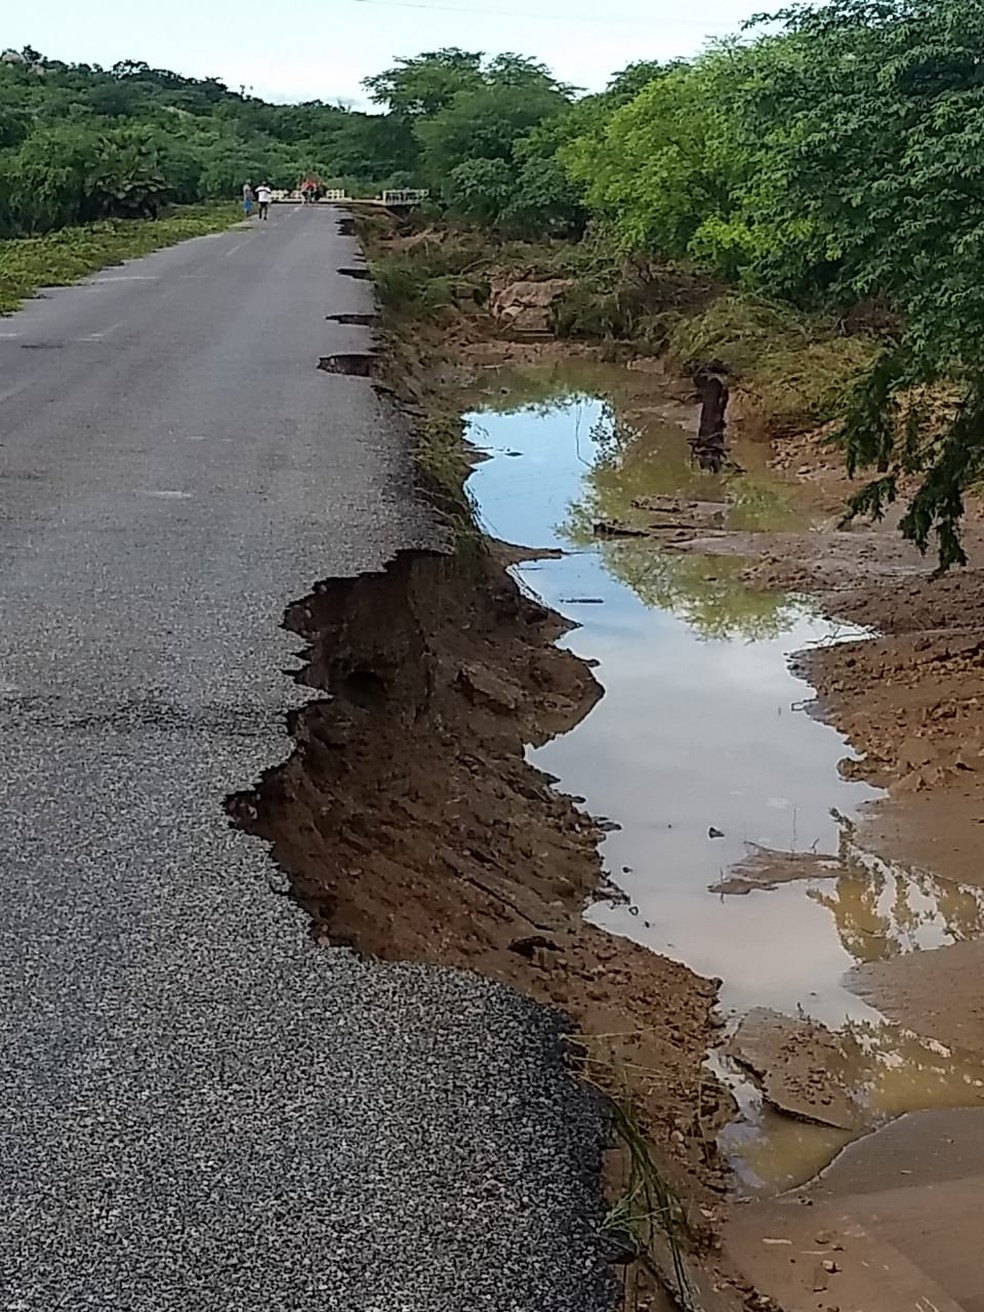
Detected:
left=460, top=358, right=984, bottom=1236
left=230, top=541, right=731, bottom=1210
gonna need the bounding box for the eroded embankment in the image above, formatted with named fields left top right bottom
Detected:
left=227, top=544, right=732, bottom=1210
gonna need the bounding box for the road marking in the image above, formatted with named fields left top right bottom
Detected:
left=223, top=240, right=248, bottom=258
left=92, top=275, right=160, bottom=283
left=142, top=489, right=192, bottom=499
left=76, top=320, right=124, bottom=342
left=0, top=331, right=22, bottom=339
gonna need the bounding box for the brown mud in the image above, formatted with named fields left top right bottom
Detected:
left=228, top=521, right=740, bottom=1296
left=246, top=222, right=984, bottom=1308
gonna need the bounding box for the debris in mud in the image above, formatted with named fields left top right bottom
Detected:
left=728, top=1009, right=865, bottom=1131
left=593, top=496, right=729, bottom=542
left=509, top=934, right=561, bottom=960
left=634, top=495, right=728, bottom=528
left=709, top=845, right=841, bottom=895
left=593, top=520, right=655, bottom=539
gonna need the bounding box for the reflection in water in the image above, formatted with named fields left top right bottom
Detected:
left=810, top=844, right=984, bottom=964
left=465, top=368, right=984, bottom=1194
left=562, top=407, right=804, bottom=640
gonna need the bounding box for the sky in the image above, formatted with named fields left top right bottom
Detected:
left=7, top=0, right=759, bottom=106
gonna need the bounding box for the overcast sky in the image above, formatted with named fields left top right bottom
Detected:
left=7, top=0, right=759, bottom=105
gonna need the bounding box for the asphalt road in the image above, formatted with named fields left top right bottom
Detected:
left=0, top=206, right=613, bottom=1311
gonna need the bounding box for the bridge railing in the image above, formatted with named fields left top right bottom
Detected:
left=380, top=189, right=429, bottom=207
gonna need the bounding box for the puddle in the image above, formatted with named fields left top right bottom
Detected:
left=465, top=365, right=984, bottom=1193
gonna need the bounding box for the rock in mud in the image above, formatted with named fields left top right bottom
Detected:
left=728, top=1009, right=865, bottom=1130
left=458, top=662, right=522, bottom=713
left=490, top=279, right=573, bottom=334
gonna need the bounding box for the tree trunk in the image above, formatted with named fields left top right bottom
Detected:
left=691, top=370, right=729, bottom=473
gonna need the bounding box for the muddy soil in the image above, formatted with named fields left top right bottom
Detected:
left=231, top=537, right=732, bottom=1187
left=265, top=220, right=984, bottom=1307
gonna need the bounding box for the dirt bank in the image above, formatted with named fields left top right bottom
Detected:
left=228, top=350, right=747, bottom=1300
left=267, top=218, right=984, bottom=1307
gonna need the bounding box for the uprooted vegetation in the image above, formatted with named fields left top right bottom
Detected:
left=362, top=218, right=881, bottom=453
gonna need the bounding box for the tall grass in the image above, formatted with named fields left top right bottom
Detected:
left=0, top=204, right=240, bottom=314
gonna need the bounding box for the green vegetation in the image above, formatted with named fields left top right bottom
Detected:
left=364, top=5, right=984, bottom=566
left=7, top=1, right=984, bottom=561
left=0, top=51, right=419, bottom=237
left=0, top=205, right=238, bottom=312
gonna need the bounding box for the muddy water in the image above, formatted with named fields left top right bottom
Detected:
left=465, top=365, right=984, bottom=1193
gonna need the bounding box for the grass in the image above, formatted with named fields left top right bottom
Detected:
left=606, top=1099, right=699, bottom=1312
left=415, top=409, right=484, bottom=550
left=575, top=1032, right=708, bottom=1312
left=0, top=204, right=241, bottom=314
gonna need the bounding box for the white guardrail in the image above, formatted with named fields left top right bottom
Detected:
left=270, top=188, right=429, bottom=205
left=380, top=189, right=429, bottom=206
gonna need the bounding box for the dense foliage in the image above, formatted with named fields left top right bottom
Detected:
left=0, top=53, right=420, bottom=237
left=5, top=0, right=984, bottom=560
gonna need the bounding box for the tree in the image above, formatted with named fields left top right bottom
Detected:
left=416, top=82, right=568, bottom=176
left=445, top=157, right=514, bottom=223
left=562, top=57, right=746, bottom=263
left=730, top=0, right=984, bottom=565
left=363, top=49, right=483, bottom=117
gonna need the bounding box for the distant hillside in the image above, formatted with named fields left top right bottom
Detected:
left=0, top=48, right=418, bottom=236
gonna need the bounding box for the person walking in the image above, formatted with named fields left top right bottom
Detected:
left=256, top=182, right=272, bottom=221
left=242, top=181, right=254, bottom=217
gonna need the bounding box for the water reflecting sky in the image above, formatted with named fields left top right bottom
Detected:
left=466, top=380, right=984, bottom=1189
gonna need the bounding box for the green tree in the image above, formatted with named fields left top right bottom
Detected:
left=562, top=56, right=747, bottom=265
left=731, top=0, right=984, bottom=564
left=363, top=48, right=484, bottom=117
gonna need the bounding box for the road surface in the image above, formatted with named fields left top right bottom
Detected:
left=0, top=206, right=612, bottom=1311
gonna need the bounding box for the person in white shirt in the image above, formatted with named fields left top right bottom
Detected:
left=256, top=183, right=272, bottom=221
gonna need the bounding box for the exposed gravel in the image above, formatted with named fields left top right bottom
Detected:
left=0, top=207, right=614, bottom=1311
